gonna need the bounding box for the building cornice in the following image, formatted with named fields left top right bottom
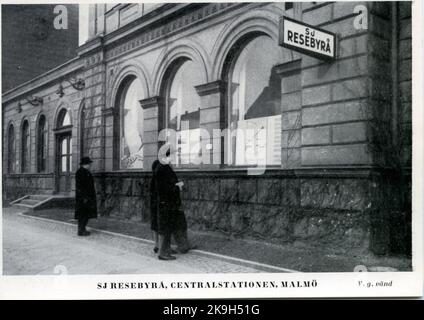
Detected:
left=139, top=96, right=163, bottom=110
left=77, top=35, right=104, bottom=57
left=76, top=3, right=186, bottom=59
left=102, top=3, right=183, bottom=46
left=195, top=80, right=226, bottom=97
left=80, top=3, right=247, bottom=63
left=2, top=57, right=84, bottom=104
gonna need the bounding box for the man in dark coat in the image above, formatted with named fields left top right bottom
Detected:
left=155, top=150, right=195, bottom=260
left=75, top=157, right=98, bottom=236
left=155, top=153, right=180, bottom=260
left=149, top=159, right=160, bottom=253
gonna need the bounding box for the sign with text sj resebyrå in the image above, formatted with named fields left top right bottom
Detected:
left=279, top=16, right=337, bottom=60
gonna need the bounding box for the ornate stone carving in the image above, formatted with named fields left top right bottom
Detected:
left=16, top=101, right=22, bottom=113
left=56, top=83, right=65, bottom=97
left=25, top=96, right=43, bottom=106
left=66, top=77, right=85, bottom=90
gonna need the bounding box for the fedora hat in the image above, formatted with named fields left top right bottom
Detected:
left=80, top=156, right=93, bottom=165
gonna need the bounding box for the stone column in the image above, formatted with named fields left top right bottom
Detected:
left=277, top=60, right=302, bottom=169
left=103, top=107, right=114, bottom=171
left=299, top=2, right=373, bottom=167
left=195, top=80, right=225, bottom=169
left=82, top=49, right=106, bottom=173
left=139, top=96, right=163, bottom=170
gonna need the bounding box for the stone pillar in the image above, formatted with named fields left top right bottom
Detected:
left=299, top=2, right=373, bottom=167
left=82, top=49, right=106, bottom=173
left=195, top=80, right=225, bottom=169
left=277, top=60, right=302, bottom=169
left=139, top=96, right=162, bottom=170
left=103, top=107, right=114, bottom=171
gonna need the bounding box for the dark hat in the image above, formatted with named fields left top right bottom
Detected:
left=80, top=157, right=93, bottom=165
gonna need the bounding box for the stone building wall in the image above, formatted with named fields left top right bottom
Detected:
left=96, top=170, right=374, bottom=252
left=2, top=57, right=85, bottom=202
left=80, top=47, right=107, bottom=173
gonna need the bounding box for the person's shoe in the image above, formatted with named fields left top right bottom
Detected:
left=158, top=255, right=176, bottom=261
left=78, top=231, right=90, bottom=236
left=153, top=247, right=159, bottom=254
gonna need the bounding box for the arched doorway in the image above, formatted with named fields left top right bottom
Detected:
left=55, top=108, right=72, bottom=193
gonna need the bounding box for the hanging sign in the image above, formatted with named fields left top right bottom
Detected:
left=279, top=16, right=337, bottom=60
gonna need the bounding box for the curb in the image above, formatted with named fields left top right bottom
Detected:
left=17, top=211, right=299, bottom=273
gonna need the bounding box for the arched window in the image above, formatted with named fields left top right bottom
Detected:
left=119, top=77, right=145, bottom=169
left=164, top=59, right=202, bottom=165
left=226, top=35, right=283, bottom=166
left=21, top=120, right=30, bottom=173
left=80, top=104, right=86, bottom=158
left=37, top=115, right=48, bottom=172
left=57, top=108, right=71, bottom=128
left=7, top=124, right=15, bottom=173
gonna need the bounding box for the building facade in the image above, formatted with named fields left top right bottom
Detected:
left=2, top=2, right=412, bottom=255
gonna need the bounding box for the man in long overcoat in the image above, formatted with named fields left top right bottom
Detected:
left=150, top=159, right=160, bottom=253
left=155, top=153, right=180, bottom=260
left=75, top=157, right=98, bottom=236
left=155, top=150, right=195, bottom=260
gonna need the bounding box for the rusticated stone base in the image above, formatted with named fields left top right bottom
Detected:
left=3, top=168, right=411, bottom=255
left=92, top=169, right=399, bottom=253
left=2, top=174, right=55, bottom=204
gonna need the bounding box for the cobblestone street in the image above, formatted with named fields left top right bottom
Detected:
left=3, top=208, right=262, bottom=275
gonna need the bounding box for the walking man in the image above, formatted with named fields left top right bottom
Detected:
left=75, top=157, right=98, bottom=236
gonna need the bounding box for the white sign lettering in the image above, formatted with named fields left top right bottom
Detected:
left=279, top=16, right=336, bottom=60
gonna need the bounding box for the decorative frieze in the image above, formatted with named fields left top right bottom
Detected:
left=105, top=3, right=241, bottom=61
left=85, top=51, right=105, bottom=68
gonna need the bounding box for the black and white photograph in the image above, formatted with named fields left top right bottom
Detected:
left=0, top=1, right=422, bottom=299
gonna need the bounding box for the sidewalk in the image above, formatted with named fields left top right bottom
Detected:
left=9, top=207, right=412, bottom=272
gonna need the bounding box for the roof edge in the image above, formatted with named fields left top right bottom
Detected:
left=2, top=56, right=84, bottom=104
